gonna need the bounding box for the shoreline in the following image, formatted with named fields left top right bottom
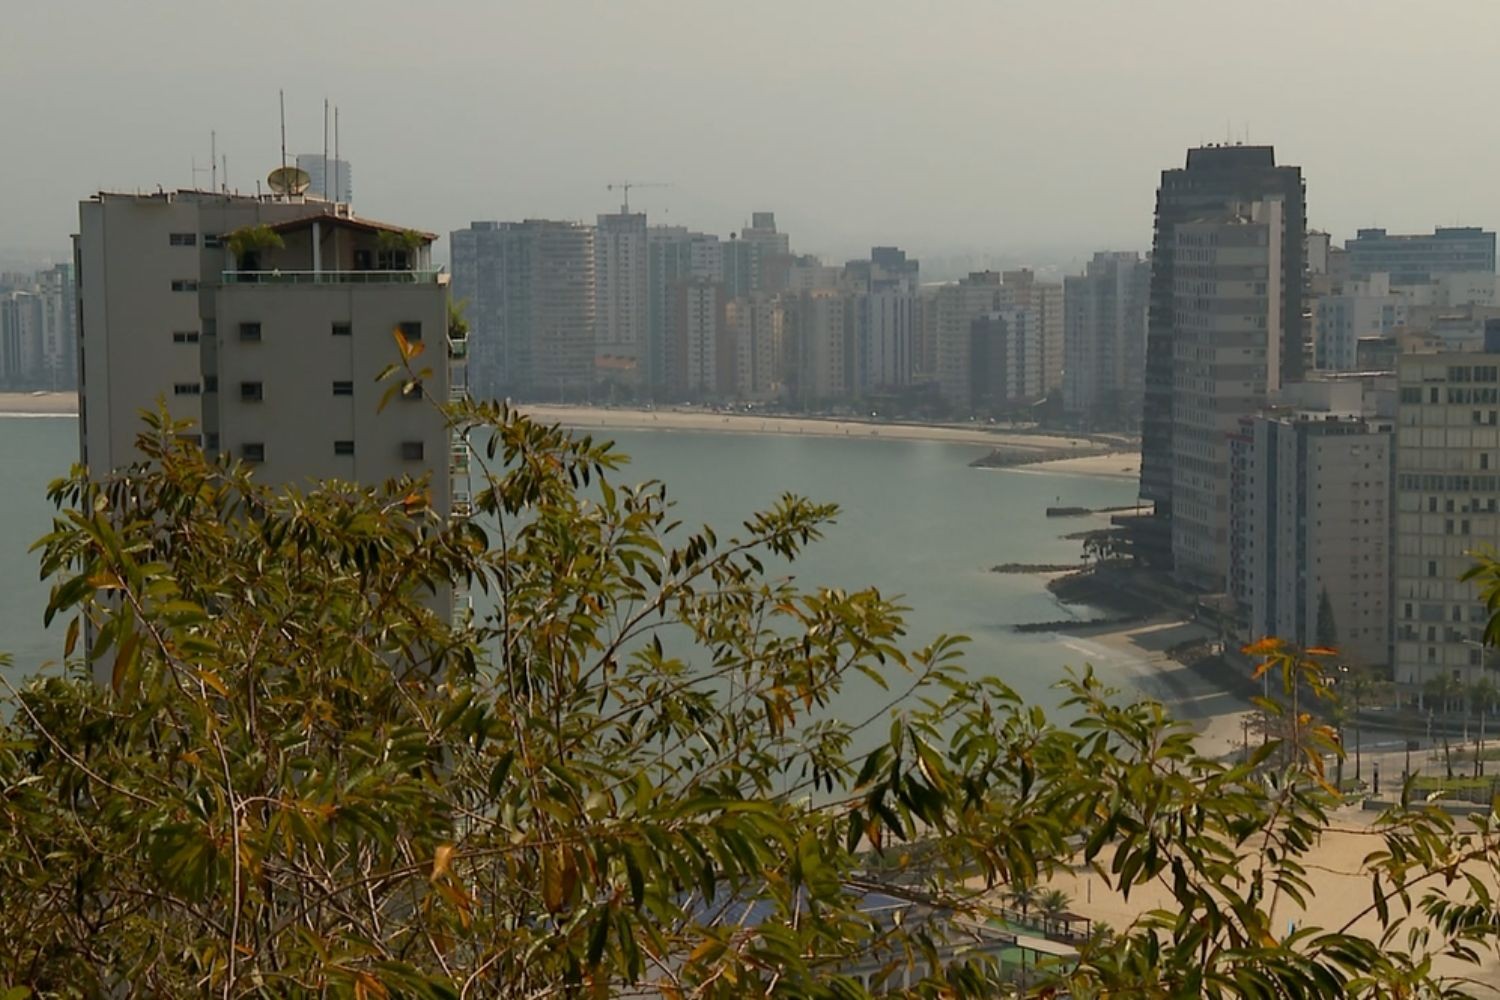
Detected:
left=0, top=391, right=78, bottom=416
left=522, top=403, right=1141, bottom=474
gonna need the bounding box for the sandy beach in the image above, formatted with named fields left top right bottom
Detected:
left=522, top=404, right=1138, bottom=465
left=0, top=391, right=77, bottom=416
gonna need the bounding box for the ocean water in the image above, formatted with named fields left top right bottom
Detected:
left=1, top=417, right=1142, bottom=709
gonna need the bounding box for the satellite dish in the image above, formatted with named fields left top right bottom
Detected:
left=266, top=166, right=312, bottom=196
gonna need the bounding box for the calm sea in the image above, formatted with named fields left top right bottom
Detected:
left=1, top=417, right=1143, bottom=707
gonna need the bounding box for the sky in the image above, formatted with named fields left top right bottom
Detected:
left=3, top=0, right=1499, bottom=270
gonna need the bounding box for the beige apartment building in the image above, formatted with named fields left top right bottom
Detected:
left=1171, top=197, right=1285, bottom=591
left=998, top=269, right=1064, bottom=395
left=76, top=190, right=460, bottom=517
left=1393, top=352, right=1500, bottom=700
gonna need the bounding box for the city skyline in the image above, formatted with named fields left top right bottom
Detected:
left=5, top=1, right=1500, bottom=264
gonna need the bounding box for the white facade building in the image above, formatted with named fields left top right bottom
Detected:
left=1313, top=273, right=1406, bottom=371
left=933, top=272, right=1003, bottom=409
left=998, top=270, right=1064, bottom=395
left=1062, top=251, right=1148, bottom=427
left=1230, top=381, right=1392, bottom=667
left=594, top=211, right=649, bottom=383
left=77, top=191, right=455, bottom=519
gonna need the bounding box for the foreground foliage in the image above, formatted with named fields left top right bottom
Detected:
left=3, top=405, right=1500, bottom=996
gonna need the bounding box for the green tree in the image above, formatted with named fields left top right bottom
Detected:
left=8, top=402, right=1500, bottom=995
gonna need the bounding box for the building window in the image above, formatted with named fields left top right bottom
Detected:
left=242, top=443, right=265, bottom=463
left=173, top=382, right=201, bottom=396
left=171, top=280, right=199, bottom=292
left=172, top=331, right=200, bottom=344
left=331, top=322, right=352, bottom=337
left=203, top=233, right=223, bottom=249
left=401, top=441, right=425, bottom=461
left=239, top=322, right=262, bottom=342
left=334, top=440, right=355, bottom=456
left=398, top=321, right=422, bottom=342
left=332, top=381, right=353, bottom=396
left=169, top=232, right=197, bottom=247
left=240, top=381, right=263, bottom=402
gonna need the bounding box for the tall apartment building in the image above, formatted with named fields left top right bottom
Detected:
left=848, top=246, right=917, bottom=394
left=725, top=293, right=783, bottom=400
left=1230, top=381, right=1392, bottom=667
left=295, top=154, right=353, bottom=204
left=77, top=189, right=455, bottom=516
left=0, top=263, right=77, bottom=389
left=970, top=307, right=1041, bottom=414
left=668, top=278, right=727, bottom=397
left=1139, top=146, right=1306, bottom=558
left=450, top=220, right=596, bottom=400
left=998, top=270, right=1064, bottom=394
left=1170, top=198, right=1287, bottom=590
left=1347, top=227, right=1496, bottom=286
left=786, top=289, right=850, bottom=405
left=933, top=272, right=1003, bottom=409
left=739, top=212, right=790, bottom=260
left=595, top=211, right=648, bottom=384
left=646, top=226, right=725, bottom=395
left=0, top=291, right=41, bottom=387
left=1393, top=351, right=1500, bottom=698
left=1313, top=273, right=1406, bottom=371
left=1062, top=251, right=1149, bottom=428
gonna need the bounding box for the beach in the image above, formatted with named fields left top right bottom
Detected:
left=522, top=404, right=1139, bottom=469
left=0, top=391, right=77, bottom=416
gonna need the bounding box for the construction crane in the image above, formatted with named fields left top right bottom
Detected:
left=605, top=180, right=671, bottom=214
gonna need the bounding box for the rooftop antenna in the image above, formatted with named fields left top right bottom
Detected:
left=323, top=98, right=329, bottom=201
left=211, top=130, right=217, bottom=194
left=334, top=106, right=341, bottom=203
left=278, top=89, right=288, bottom=198
left=222, top=153, right=228, bottom=194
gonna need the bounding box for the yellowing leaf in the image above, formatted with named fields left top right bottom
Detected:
left=431, top=843, right=455, bottom=882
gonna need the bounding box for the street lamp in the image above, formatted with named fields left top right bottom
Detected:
left=1463, top=638, right=1490, bottom=778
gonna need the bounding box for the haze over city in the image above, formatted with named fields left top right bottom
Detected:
left=5, top=0, right=1500, bottom=265
left=12, top=2, right=1500, bottom=993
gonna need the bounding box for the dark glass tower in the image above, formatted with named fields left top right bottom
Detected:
left=1137, top=145, right=1306, bottom=567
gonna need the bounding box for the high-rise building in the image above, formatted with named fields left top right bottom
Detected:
left=77, top=190, right=455, bottom=516
left=933, top=271, right=1003, bottom=409
left=1393, top=351, right=1500, bottom=700
left=1313, top=273, right=1406, bottom=371
left=36, top=263, right=77, bottom=388
left=724, top=293, right=783, bottom=400
left=998, top=270, right=1064, bottom=394
left=595, top=211, right=648, bottom=384
left=0, top=263, right=77, bottom=389
left=848, top=246, right=918, bottom=394
left=786, top=289, right=850, bottom=406
left=1230, top=380, right=1393, bottom=667
left=1347, top=227, right=1496, bottom=286
left=1062, top=251, right=1149, bottom=428
left=450, top=220, right=596, bottom=400
left=0, top=290, right=41, bottom=388
left=668, top=278, right=727, bottom=397
left=739, top=212, right=790, bottom=259
left=969, top=307, right=1042, bottom=414
left=1139, top=146, right=1306, bottom=563
left=1170, top=197, right=1288, bottom=590
left=295, top=154, right=353, bottom=204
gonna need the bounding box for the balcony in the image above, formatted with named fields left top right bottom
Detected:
left=220, top=269, right=447, bottom=286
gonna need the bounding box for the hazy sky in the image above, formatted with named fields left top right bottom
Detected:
left=4, top=0, right=1498, bottom=267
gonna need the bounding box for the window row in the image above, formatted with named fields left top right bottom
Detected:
left=237, top=440, right=425, bottom=463
left=237, top=320, right=420, bottom=341
left=231, top=380, right=415, bottom=400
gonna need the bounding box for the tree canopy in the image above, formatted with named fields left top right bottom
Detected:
left=4, top=402, right=1500, bottom=997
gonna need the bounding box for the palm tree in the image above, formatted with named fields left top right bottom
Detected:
left=1471, top=674, right=1500, bottom=777
left=1005, top=884, right=1039, bottom=923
